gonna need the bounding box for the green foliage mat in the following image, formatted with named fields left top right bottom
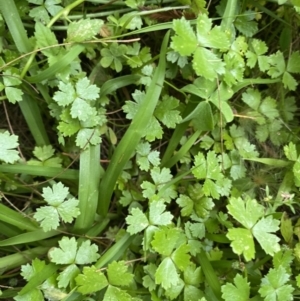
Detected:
left=1, top=0, right=300, bottom=300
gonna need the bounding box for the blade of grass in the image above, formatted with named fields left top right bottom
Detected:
left=95, top=232, right=135, bottom=268
left=163, top=129, right=202, bottom=168
left=0, top=164, right=79, bottom=180
left=244, top=158, right=290, bottom=167
left=100, top=74, right=141, bottom=97
left=19, top=94, right=50, bottom=146
left=19, top=263, right=59, bottom=295
left=161, top=101, right=196, bottom=166
left=0, top=229, right=60, bottom=246
left=74, top=144, right=101, bottom=231
left=0, top=246, right=48, bottom=272
left=197, top=249, right=222, bottom=299
left=0, top=204, right=39, bottom=232
left=26, top=44, right=85, bottom=83
left=0, top=0, right=50, bottom=146
left=97, top=31, right=170, bottom=217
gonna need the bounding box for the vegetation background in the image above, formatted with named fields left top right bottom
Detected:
left=0, top=0, right=300, bottom=300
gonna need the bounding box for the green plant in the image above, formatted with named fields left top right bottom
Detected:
left=1, top=0, right=300, bottom=300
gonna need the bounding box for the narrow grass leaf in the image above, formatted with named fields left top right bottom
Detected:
left=97, top=31, right=170, bottom=216
left=74, top=144, right=101, bottom=231
left=0, top=229, right=60, bottom=246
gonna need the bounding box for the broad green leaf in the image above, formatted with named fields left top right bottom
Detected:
left=197, top=14, right=230, bottom=49
left=171, top=244, right=191, bottom=271
left=242, top=88, right=261, bottom=110
left=155, top=257, right=180, bottom=289
left=75, top=240, right=100, bottom=264
left=71, top=98, right=96, bottom=121
left=267, top=51, right=285, bottom=78
left=76, top=77, right=100, bottom=101
left=151, top=227, right=181, bottom=256
left=194, top=196, right=214, bottom=218
left=259, top=96, right=279, bottom=119
left=5, top=86, right=23, bottom=103
left=192, top=152, right=206, bottom=179
left=76, top=128, right=102, bottom=148
left=35, top=22, right=59, bottom=57
left=193, top=47, right=225, bottom=80
left=57, top=264, right=80, bottom=288
left=31, top=145, right=56, bottom=162
left=259, top=266, right=294, bottom=301
left=252, top=217, right=280, bottom=256
left=53, top=82, right=76, bottom=106
left=67, top=18, right=104, bottom=42
left=76, top=266, right=108, bottom=294
left=282, top=71, right=297, bottom=91
left=284, top=142, right=297, bottom=161
left=0, top=131, right=20, bottom=163
left=183, top=263, right=202, bottom=286
left=126, top=207, right=149, bottom=234
left=103, top=285, right=133, bottom=301
left=273, top=249, right=294, bottom=271
left=227, top=197, right=264, bottom=229
left=107, top=261, right=134, bottom=287
left=287, top=51, right=300, bottom=73
left=171, top=18, right=197, bottom=56
left=176, top=195, right=194, bottom=216
left=155, top=95, right=182, bottom=128
left=221, top=274, right=250, bottom=301
left=227, top=228, right=255, bottom=261
left=49, top=237, right=77, bottom=264
left=234, top=11, right=258, bottom=37
left=149, top=201, right=173, bottom=226
left=34, top=182, right=79, bottom=231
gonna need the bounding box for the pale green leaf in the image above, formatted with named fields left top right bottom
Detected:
left=53, top=82, right=76, bottom=107
left=149, top=201, right=173, bottom=226
left=221, top=274, right=250, bottom=301
left=227, top=228, right=255, bottom=261
left=57, top=264, right=80, bottom=288
left=155, top=257, right=180, bottom=289
left=193, top=47, right=225, bottom=80
left=176, top=195, right=194, bottom=216
left=171, top=244, right=191, bottom=271
left=35, top=22, right=59, bottom=57
left=252, top=217, right=280, bottom=256
left=5, top=87, right=23, bottom=103
left=287, top=51, right=300, bottom=73
left=259, top=266, right=294, bottom=301
left=0, top=131, right=20, bottom=163
left=103, top=285, right=133, bottom=301
left=76, top=77, right=100, bottom=101
left=197, top=14, right=230, bottom=49
left=171, top=18, right=197, bottom=56
left=107, top=261, right=134, bottom=287
left=67, top=18, right=104, bottom=42
left=76, top=266, right=108, bottom=294
left=151, top=227, right=181, bottom=256
left=284, top=142, right=297, bottom=161
left=49, top=237, right=77, bottom=264
left=75, top=240, right=100, bottom=264
left=126, top=207, right=149, bottom=234
left=227, top=197, right=264, bottom=229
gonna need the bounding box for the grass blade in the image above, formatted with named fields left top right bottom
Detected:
left=0, top=164, right=79, bottom=180
left=97, top=31, right=170, bottom=217
left=0, top=204, right=38, bottom=232
left=0, top=229, right=60, bottom=246
left=74, top=144, right=101, bottom=231
left=0, top=246, right=48, bottom=272
left=95, top=232, right=135, bottom=268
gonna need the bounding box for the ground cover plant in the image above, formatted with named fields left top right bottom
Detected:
left=1, top=0, right=300, bottom=300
